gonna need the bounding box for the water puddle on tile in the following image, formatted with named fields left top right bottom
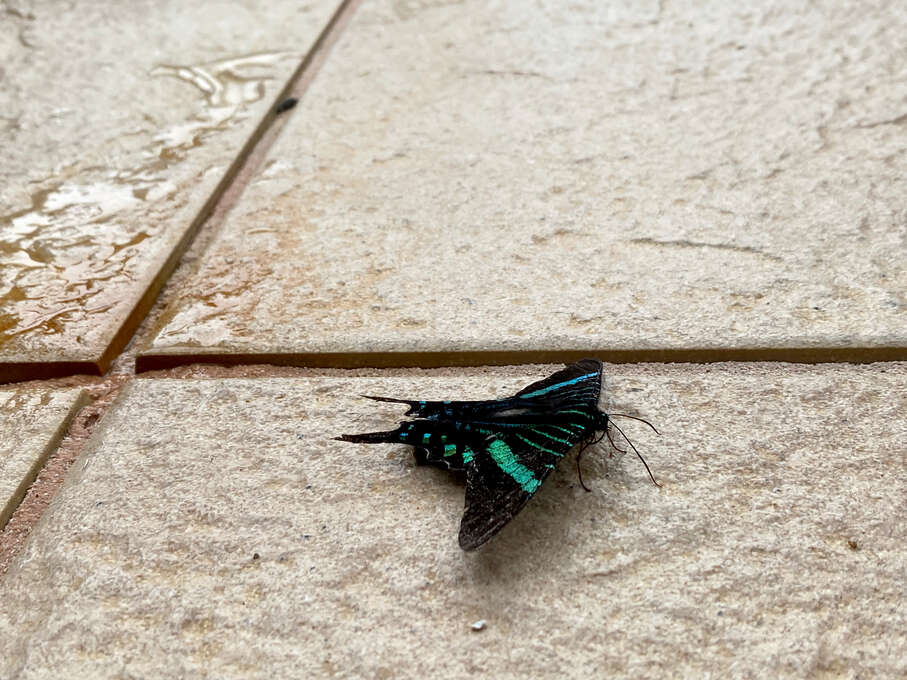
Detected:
left=0, top=181, right=155, bottom=344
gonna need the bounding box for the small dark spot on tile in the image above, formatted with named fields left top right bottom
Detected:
left=275, top=97, right=298, bottom=114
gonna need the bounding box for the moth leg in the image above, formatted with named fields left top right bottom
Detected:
left=413, top=446, right=464, bottom=471
left=576, top=429, right=612, bottom=492
left=604, top=427, right=626, bottom=456
left=575, top=444, right=592, bottom=493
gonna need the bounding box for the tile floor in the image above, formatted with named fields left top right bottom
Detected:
left=1, top=0, right=905, bottom=677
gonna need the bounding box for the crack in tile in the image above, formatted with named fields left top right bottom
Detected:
left=628, top=237, right=782, bottom=262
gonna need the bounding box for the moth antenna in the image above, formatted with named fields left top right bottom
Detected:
left=608, top=413, right=660, bottom=435
left=608, top=420, right=661, bottom=487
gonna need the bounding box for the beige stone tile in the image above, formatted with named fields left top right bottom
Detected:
left=142, top=0, right=907, bottom=367
left=0, top=0, right=343, bottom=381
left=0, top=387, right=85, bottom=529
left=1, top=364, right=904, bottom=676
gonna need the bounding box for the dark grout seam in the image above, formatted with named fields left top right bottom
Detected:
left=0, top=391, right=88, bottom=533
left=0, top=361, right=102, bottom=384
left=0, top=375, right=129, bottom=576
left=135, top=346, right=907, bottom=373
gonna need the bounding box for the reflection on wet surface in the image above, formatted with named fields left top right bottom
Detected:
left=0, top=181, right=150, bottom=343
left=152, top=53, right=296, bottom=110
left=0, top=52, right=298, bottom=354
left=150, top=52, right=297, bottom=153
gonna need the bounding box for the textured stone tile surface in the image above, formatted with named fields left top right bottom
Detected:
left=1, top=365, right=904, bottom=677
left=0, top=387, right=85, bottom=529
left=144, top=0, right=907, bottom=364
left=0, top=0, right=341, bottom=379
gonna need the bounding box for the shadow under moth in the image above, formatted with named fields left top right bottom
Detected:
left=336, top=358, right=658, bottom=550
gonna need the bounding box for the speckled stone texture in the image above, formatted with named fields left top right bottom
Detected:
left=0, top=387, right=85, bottom=529
left=142, top=0, right=907, bottom=365
left=1, top=365, right=904, bottom=677
left=0, top=0, right=342, bottom=379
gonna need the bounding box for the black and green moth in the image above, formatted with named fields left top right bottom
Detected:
left=336, top=358, right=657, bottom=551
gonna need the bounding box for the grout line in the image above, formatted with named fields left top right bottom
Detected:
left=0, top=361, right=101, bottom=384
left=135, top=346, right=907, bottom=373
left=0, top=390, right=88, bottom=532
left=0, top=376, right=129, bottom=576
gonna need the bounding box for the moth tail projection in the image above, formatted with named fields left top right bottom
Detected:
left=360, top=395, right=422, bottom=415
left=334, top=430, right=400, bottom=444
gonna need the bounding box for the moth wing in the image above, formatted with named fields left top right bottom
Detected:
left=457, top=422, right=586, bottom=550
left=363, top=359, right=602, bottom=424
left=512, top=358, right=603, bottom=404
left=459, top=470, right=533, bottom=551
left=458, top=446, right=548, bottom=551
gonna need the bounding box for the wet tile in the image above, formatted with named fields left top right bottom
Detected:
left=142, top=0, right=907, bottom=368
left=0, top=1, right=343, bottom=381
left=0, top=387, right=86, bottom=529
left=1, top=365, right=904, bottom=676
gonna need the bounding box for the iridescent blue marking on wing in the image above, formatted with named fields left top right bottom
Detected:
left=482, top=439, right=537, bottom=493
left=516, top=371, right=600, bottom=399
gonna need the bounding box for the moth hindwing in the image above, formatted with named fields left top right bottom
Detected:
left=336, top=358, right=609, bottom=550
